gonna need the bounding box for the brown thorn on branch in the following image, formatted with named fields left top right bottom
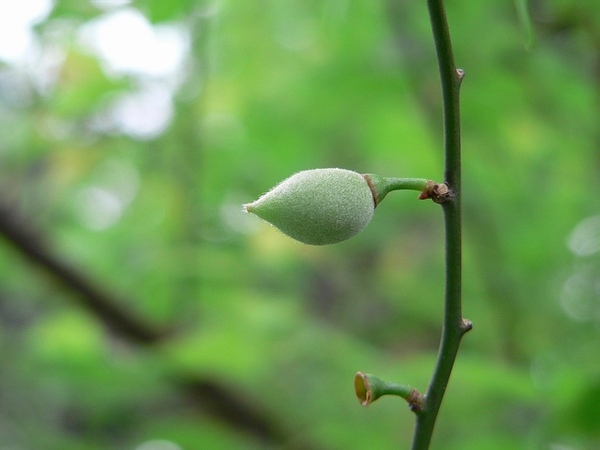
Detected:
left=461, top=318, right=473, bottom=334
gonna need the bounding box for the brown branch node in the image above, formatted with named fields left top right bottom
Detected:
left=407, top=389, right=425, bottom=413
left=418, top=181, right=454, bottom=204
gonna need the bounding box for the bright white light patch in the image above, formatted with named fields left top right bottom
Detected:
left=0, top=0, right=53, bottom=62
left=78, top=8, right=188, bottom=77
left=75, top=158, right=140, bottom=231
left=560, top=271, right=600, bottom=323
left=76, top=187, right=124, bottom=231
left=110, top=84, right=173, bottom=139
left=567, top=215, right=600, bottom=256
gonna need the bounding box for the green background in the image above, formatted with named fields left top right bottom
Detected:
left=1, top=0, right=599, bottom=449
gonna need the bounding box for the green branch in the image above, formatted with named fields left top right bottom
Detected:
left=410, top=1, right=471, bottom=448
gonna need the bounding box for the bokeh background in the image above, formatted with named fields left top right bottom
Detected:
left=1, top=1, right=599, bottom=449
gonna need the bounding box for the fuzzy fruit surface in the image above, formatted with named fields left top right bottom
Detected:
left=244, top=168, right=374, bottom=245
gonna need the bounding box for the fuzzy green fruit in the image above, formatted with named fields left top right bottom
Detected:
left=244, top=168, right=375, bottom=245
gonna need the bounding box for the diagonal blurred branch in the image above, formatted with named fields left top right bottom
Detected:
left=178, top=377, right=323, bottom=450
left=0, top=199, right=323, bottom=449
left=0, top=200, right=166, bottom=345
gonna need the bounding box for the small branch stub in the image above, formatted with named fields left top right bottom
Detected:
left=354, top=372, right=424, bottom=412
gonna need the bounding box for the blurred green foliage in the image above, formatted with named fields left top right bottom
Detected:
left=1, top=0, right=599, bottom=449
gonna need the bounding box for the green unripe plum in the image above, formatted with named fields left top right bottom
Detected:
left=244, top=168, right=375, bottom=245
